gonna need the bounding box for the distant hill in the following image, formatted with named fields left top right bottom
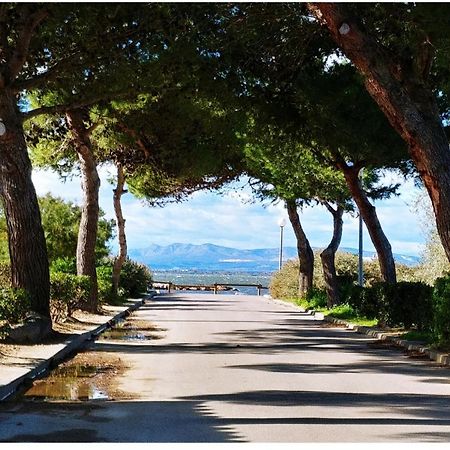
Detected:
left=128, top=243, right=420, bottom=272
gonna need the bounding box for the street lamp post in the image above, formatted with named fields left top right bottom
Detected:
left=278, top=217, right=286, bottom=270
left=358, top=168, right=364, bottom=286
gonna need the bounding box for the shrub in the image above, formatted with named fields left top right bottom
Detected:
left=50, top=257, right=76, bottom=274
left=50, top=272, right=91, bottom=322
left=346, top=284, right=379, bottom=319
left=392, top=282, right=433, bottom=330
left=305, top=287, right=327, bottom=309
left=432, top=274, right=450, bottom=345
left=345, top=281, right=433, bottom=330
left=119, top=258, right=153, bottom=297
left=0, top=262, right=11, bottom=287
left=0, top=288, right=30, bottom=324
left=97, top=263, right=113, bottom=303
left=269, top=259, right=300, bottom=299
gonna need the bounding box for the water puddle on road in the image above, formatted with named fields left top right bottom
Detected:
left=21, top=352, right=134, bottom=402
left=19, top=317, right=164, bottom=402
left=98, top=319, right=165, bottom=342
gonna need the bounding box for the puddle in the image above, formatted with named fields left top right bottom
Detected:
left=17, top=318, right=165, bottom=402
left=21, top=352, right=132, bottom=402
left=98, top=319, right=165, bottom=341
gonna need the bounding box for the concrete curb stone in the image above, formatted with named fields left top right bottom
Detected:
left=267, top=296, right=450, bottom=367
left=0, top=292, right=156, bottom=402
left=321, top=314, right=450, bottom=366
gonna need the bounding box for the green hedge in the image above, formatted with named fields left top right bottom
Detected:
left=345, top=281, right=433, bottom=330
left=432, top=274, right=450, bottom=345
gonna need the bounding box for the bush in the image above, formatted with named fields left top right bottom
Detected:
left=95, top=257, right=152, bottom=303
left=50, top=272, right=91, bottom=322
left=0, top=262, right=11, bottom=287
left=51, top=257, right=76, bottom=274
left=269, top=259, right=300, bottom=299
left=305, top=287, right=327, bottom=309
left=0, top=288, right=30, bottom=324
left=432, top=274, right=450, bottom=345
left=97, top=263, right=113, bottom=303
left=345, top=281, right=433, bottom=330
left=119, top=258, right=153, bottom=297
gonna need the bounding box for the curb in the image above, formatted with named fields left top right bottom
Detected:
left=321, top=314, right=450, bottom=366
left=0, top=292, right=156, bottom=402
left=268, top=296, right=450, bottom=367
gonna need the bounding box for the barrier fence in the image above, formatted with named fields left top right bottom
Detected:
left=152, top=281, right=268, bottom=296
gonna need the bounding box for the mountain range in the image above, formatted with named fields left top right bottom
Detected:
left=128, top=243, right=421, bottom=272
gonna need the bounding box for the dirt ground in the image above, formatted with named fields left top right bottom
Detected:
left=0, top=306, right=123, bottom=367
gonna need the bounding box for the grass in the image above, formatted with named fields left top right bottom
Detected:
left=280, top=296, right=378, bottom=327
left=324, top=304, right=378, bottom=327
left=401, top=330, right=433, bottom=344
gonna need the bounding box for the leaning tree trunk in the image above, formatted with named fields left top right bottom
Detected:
left=286, top=199, right=314, bottom=297
left=66, top=109, right=100, bottom=313
left=340, top=163, right=397, bottom=284
left=112, top=163, right=127, bottom=298
left=308, top=2, right=450, bottom=265
left=0, top=89, right=51, bottom=321
left=320, top=203, right=344, bottom=308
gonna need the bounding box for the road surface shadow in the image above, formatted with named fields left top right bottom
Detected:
left=0, top=399, right=245, bottom=442
left=182, top=389, right=450, bottom=423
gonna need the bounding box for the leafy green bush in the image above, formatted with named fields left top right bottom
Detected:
left=345, top=281, right=433, bottom=330
left=432, top=274, right=450, bottom=345
left=50, top=272, right=91, bottom=321
left=269, top=259, right=300, bottom=299
left=0, top=262, right=11, bottom=287
left=346, top=284, right=379, bottom=319
left=305, top=287, right=327, bottom=309
left=0, top=288, right=31, bottom=323
left=392, top=282, right=433, bottom=330
left=119, top=258, right=153, bottom=297
left=50, top=257, right=76, bottom=274
left=97, top=263, right=113, bottom=303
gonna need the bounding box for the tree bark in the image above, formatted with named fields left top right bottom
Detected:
left=286, top=199, right=314, bottom=297
left=320, top=203, right=343, bottom=308
left=112, top=163, right=127, bottom=298
left=339, top=162, right=397, bottom=284
left=308, top=2, right=450, bottom=264
left=0, top=89, right=51, bottom=320
left=66, top=109, right=100, bottom=312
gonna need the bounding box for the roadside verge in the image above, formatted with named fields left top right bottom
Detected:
left=0, top=292, right=156, bottom=401
left=269, top=296, right=450, bottom=367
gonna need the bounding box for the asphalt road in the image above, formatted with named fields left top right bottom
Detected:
left=1, top=292, right=450, bottom=443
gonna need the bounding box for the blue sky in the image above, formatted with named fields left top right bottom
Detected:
left=32, top=165, right=427, bottom=257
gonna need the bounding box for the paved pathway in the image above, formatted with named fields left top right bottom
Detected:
left=1, top=293, right=450, bottom=442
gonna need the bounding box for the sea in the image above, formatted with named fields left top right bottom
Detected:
left=151, top=270, right=273, bottom=296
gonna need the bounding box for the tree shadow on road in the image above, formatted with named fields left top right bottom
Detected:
left=0, top=399, right=246, bottom=442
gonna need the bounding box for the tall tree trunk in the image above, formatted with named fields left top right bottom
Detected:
left=0, top=89, right=51, bottom=320
left=286, top=199, right=314, bottom=297
left=320, top=203, right=344, bottom=308
left=66, top=109, right=100, bottom=312
left=339, top=162, right=397, bottom=284
left=308, top=2, right=450, bottom=264
left=112, top=163, right=127, bottom=298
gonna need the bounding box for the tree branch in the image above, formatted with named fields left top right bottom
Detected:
left=13, top=50, right=84, bottom=92
left=21, top=91, right=134, bottom=122
left=8, top=6, right=48, bottom=83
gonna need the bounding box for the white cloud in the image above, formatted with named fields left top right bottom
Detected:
left=31, top=167, right=427, bottom=257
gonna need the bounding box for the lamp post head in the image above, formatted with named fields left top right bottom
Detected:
left=278, top=217, right=286, bottom=228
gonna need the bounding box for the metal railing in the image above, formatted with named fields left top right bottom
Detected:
left=152, top=281, right=268, bottom=296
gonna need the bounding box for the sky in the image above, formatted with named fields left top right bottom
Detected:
left=31, top=165, right=427, bottom=257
